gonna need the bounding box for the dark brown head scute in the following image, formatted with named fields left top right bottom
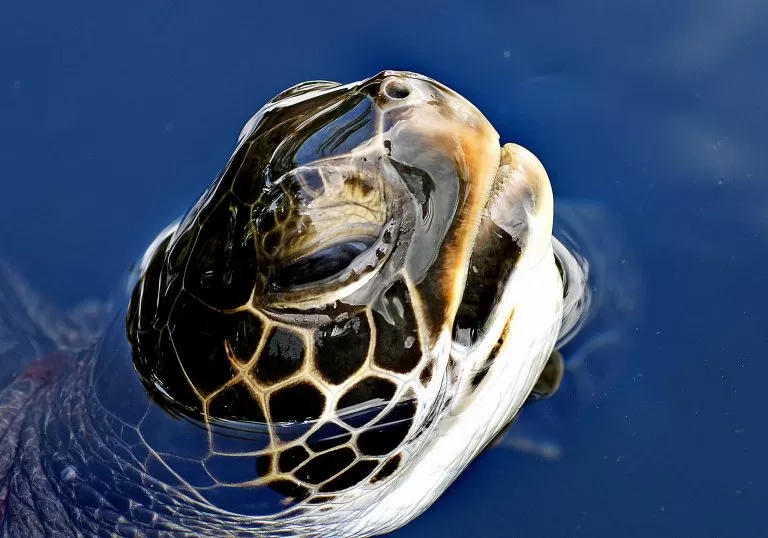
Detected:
left=336, top=376, right=397, bottom=428
left=208, top=383, right=265, bottom=423
left=227, top=312, right=264, bottom=362
left=357, top=397, right=417, bottom=457
left=268, top=382, right=325, bottom=424
left=314, top=314, right=370, bottom=385
left=182, top=195, right=259, bottom=310
left=168, top=293, right=239, bottom=396
left=277, top=446, right=310, bottom=473
left=372, top=280, right=421, bottom=374
left=293, top=447, right=356, bottom=485
left=371, top=454, right=402, bottom=484
left=253, top=327, right=305, bottom=385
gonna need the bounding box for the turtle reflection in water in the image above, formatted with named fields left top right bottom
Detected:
left=0, top=71, right=591, bottom=537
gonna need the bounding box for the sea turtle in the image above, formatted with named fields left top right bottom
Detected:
left=0, top=71, right=590, bottom=537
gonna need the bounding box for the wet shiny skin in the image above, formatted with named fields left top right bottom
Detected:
left=0, top=72, right=585, bottom=537
left=3, top=3, right=764, bottom=535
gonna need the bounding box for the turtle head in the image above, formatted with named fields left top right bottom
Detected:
left=124, top=71, right=562, bottom=528
left=126, top=69, right=516, bottom=413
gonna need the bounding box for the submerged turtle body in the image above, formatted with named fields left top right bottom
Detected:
left=0, top=71, right=589, bottom=537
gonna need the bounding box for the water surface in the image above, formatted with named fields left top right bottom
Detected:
left=1, top=1, right=766, bottom=536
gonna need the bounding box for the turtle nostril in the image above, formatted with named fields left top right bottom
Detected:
left=383, top=80, right=410, bottom=100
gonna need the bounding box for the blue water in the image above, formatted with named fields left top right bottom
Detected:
left=2, top=1, right=767, bottom=536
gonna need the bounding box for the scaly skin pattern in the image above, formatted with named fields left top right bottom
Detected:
left=0, top=354, right=346, bottom=537
left=0, top=72, right=588, bottom=537
left=0, top=246, right=566, bottom=538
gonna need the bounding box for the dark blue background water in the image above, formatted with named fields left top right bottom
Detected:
left=2, top=1, right=767, bottom=536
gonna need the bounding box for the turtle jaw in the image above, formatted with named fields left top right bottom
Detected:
left=340, top=236, right=564, bottom=538
left=451, top=141, right=556, bottom=353
left=337, top=144, right=564, bottom=537
left=482, top=142, right=555, bottom=273
left=495, top=143, right=555, bottom=270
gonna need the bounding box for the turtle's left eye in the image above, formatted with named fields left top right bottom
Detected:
left=273, top=239, right=374, bottom=289
left=256, top=161, right=397, bottom=310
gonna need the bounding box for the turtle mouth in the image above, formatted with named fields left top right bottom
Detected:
left=453, top=143, right=555, bottom=350
left=487, top=143, right=554, bottom=267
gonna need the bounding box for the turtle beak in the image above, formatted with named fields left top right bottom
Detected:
left=355, top=71, right=502, bottom=342
left=452, top=142, right=556, bottom=349
left=491, top=143, right=555, bottom=270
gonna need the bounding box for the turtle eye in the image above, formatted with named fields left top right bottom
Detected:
left=272, top=239, right=374, bottom=289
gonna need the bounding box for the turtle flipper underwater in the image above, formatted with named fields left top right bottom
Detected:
left=528, top=348, right=565, bottom=402
left=0, top=263, right=113, bottom=535
left=0, top=262, right=111, bottom=389
left=0, top=71, right=594, bottom=538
